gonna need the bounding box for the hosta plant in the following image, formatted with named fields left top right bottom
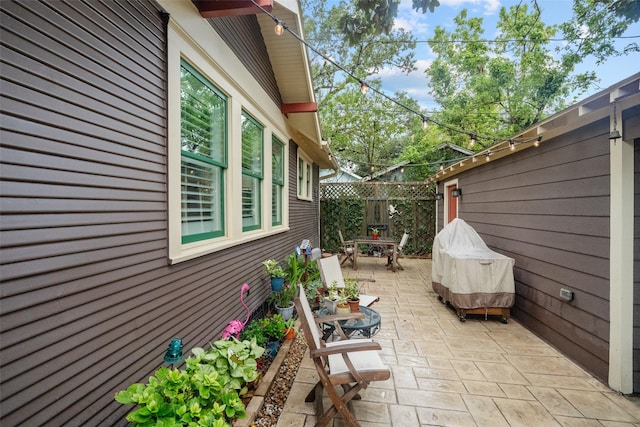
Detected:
left=115, top=338, right=264, bottom=426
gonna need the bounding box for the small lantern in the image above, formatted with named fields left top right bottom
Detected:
left=164, top=338, right=183, bottom=365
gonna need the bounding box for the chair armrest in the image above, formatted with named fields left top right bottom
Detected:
left=310, top=341, right=382, bottom=357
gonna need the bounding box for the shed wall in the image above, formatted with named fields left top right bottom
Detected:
left=437, top=118, right=611, bottom=381
left=634, top=141, right=640, bottom=392
left=0, top=1, right=318, bottom=425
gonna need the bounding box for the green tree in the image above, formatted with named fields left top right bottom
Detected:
left=302, top=0, right=419, bottom=173
left=337, top=0, right=441, bottom=45
left=560, top=0, right=640, bottom=65
left=425, top=5, right=596, bottom=146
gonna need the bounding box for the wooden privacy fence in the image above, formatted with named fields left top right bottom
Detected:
left=320, top=181, right=437, bottom=256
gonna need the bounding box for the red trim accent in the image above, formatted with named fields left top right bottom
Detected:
left=281, top=102, right=318, bottom=114
left=193, top=0, right=273, bottom=18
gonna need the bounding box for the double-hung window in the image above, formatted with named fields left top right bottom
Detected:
left=271, top=136, right=284, bottom=226
left=180, top=60, right=227, bottom=243
left=297, top=152, right=313, bottom=201
left=241, top=111, right=263, bottom=231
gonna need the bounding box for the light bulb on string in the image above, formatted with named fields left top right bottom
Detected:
left=509, top=139, right=515, bottom=151
left=534, top=136, right=542, bottom=147
left=360, top=81, right=369, bottom=95
left=485, top=152, right=491, bottom=162
left=422, top=116, right=428, bottom=130
left=274, top=20, right=284, bottom=35
left=247, top=0, right=508, bottom=149
left=469, top=134, right=476, bottom=147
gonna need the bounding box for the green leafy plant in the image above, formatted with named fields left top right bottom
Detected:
left=259, top=314, right=286, bottom=342
left=115, top=338, right=265, bottom=426
left=262, top=259, right=285, bottom=278
left=304, top=278, right=323, bottom=304
left=345, top=279, right=360, bottom=301
left=240, top=315, right=286, bottom=345
left=267, top=283, right=296, bottom=308
left=284, top=253, right=305, bottom=285
left=327, top=280, right=340, bottom=301
left=370, top=228, right=379, bottom=235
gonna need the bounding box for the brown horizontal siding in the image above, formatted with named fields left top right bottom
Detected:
left=446, top=118, right=612, bottom=382
left=0, top=1, right=320, bottom=425
left=207, top=15, right=282, bottom=108
left=634, top=140, right=640, bottom=392
left=0, top=0, right=171, bottom=423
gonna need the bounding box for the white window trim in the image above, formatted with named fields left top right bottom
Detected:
left=167, top=21, right=289, bottom=264
left=297, top=149, right=313, bottom=201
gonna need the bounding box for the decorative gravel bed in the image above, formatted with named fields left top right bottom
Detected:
left=252, top=333, right=308, bottom=426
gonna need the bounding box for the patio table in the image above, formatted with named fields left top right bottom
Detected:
left=318, top=305, right=381, bottom=340
left=352, top=236, right=400, bottom=271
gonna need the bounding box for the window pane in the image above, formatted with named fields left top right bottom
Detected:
left=306, top=163, right=311, bottom=197
left=298, top=158, right=303, bottom=196
left=181, top=156, right=223, bottom=241
left=272, top=136, right=284, bottom=184
left=180, top=63, right=226, bottom=165
left=272, top=183, right=282, bottom=225
left=242, top=175, right=261, bottom=230
left=241, top=113, right=263, bottom=176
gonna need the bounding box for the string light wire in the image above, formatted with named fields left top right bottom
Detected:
left=249, top=0, right=501, bottom=145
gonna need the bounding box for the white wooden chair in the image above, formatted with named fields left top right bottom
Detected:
left=317, top=255, right=379, bottom=307
left=294, top=284, right=391, bottom=427
left=387, top=232, right=409, bottom=270
left=338, top=230, right=355, bottom=266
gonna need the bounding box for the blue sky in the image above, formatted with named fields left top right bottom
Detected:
left=373, top=0, right=640, bottom=110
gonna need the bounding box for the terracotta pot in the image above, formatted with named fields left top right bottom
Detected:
left=372, top=234, right=378, bottom=240
left=348, top=299, right=360, bottom=312
left=285, top=327, right=295, bottom=340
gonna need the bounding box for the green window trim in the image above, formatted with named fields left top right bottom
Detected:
left=180, top=59, right=227, bottom=244
left=241, top=111, right=264, bottom=231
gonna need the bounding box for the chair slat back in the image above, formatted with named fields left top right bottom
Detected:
left=317, top=255, right=346, bottom=290
left=338, top=230, right=347, bottom=246
left=399, top=232, right=409, bottom=251
left=295, top=283, right=322, bottom=350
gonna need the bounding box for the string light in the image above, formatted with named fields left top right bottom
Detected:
left=534, top=136, right=542, bottom=147
left=360, top=81, right=369, bottom=95
left=469, top=134, right=476, bottom=147
left=485, top=152, right=491, bottom=162
left=422, top=116, right=428, bottom=130
left=509, top=139, right=515, bottom=151
left=248, top=0, right=502, bottom=146
left=472, top=156, right=477, bottom=163
left=274, top=20, right=284, bottom=35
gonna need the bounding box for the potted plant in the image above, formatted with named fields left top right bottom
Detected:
left=304, top=277, right=324, bottom=309
left=284, top=318, right=295, bottom=340
left=324, top=280, right=340, bottom=314
left=262, top=259, right=286, bottom=291
left=345, top=278, right=360, bottom=312
left=370, top=228, right=379, bottom=240
left=335, top=288, right=350, bottom=315
left=268, top=283, right=296, bottom=320
left=260, top=314, right=286, bottom=357
left=284, top=253, right=305, bottom=286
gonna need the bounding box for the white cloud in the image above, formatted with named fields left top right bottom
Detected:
left=438, top=0, right=501, bottom=15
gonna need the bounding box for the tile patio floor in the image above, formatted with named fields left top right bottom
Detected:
left=277, top=256, right=640, bottom=427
